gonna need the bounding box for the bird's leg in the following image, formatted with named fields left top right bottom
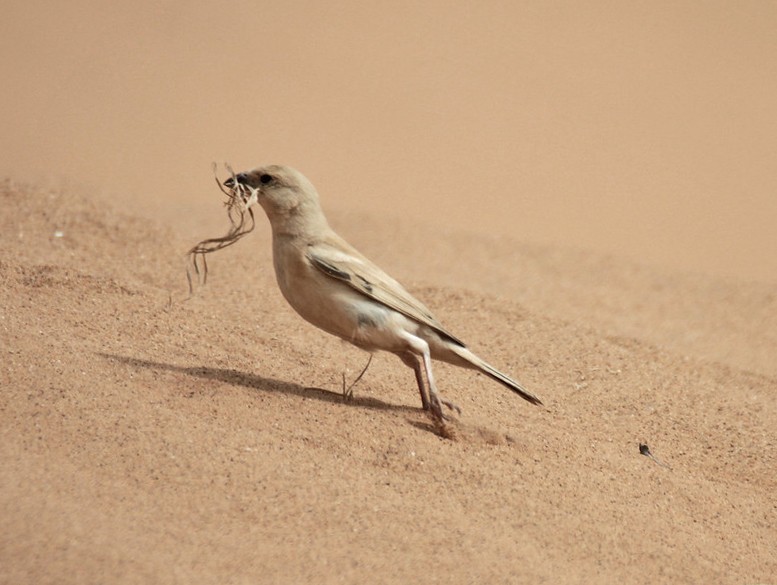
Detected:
left=342, top=352, right=373, bottom=401
left=399, top=351, right=430, bottom=410
left=400, top=336, right=460, bottom=420
left=421, top=351, right=445, bottom=420
left=419, top=350, right=461, bottom=419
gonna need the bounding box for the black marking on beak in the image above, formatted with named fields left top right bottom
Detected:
left=224, top=173, right=248, bottom=188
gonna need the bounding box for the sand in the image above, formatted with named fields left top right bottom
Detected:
left=2, top=2, right=776, bottom=583
left=1, top=178, right=775, bottom=584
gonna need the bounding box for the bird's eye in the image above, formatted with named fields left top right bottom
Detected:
left=259, top=174, right=273, bottom=184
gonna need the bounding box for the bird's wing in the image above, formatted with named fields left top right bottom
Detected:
left=307, top=242, right=466, bottom=347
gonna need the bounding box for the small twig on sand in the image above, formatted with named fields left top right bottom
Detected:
left=639, top=443, right=672, bottom=470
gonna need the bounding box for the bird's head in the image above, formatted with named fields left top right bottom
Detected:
left=224, top=165, right=321, bottom=220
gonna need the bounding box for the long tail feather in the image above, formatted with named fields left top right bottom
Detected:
left=447, top=345, right=542, bottom=405
left=477, top=359, right=542, bottom=405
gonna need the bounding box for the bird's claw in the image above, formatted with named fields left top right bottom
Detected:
left=428, top=395, right=461, bottom=421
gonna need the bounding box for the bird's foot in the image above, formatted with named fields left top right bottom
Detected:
left=441, top=398, right=462, bottom=416
left=428, top=394, right=461, bottom=421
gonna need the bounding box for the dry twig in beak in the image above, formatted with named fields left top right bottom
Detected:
left=186, top=164, right=257, bottom=295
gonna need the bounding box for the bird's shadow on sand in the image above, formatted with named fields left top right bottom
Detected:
left=99, top=353, right=419, bottom=416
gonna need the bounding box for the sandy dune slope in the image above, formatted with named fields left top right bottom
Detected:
left=1, top=182, right=774, bottom=584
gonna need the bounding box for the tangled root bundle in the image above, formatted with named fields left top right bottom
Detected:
left=186, top=164, right=258, bottom=295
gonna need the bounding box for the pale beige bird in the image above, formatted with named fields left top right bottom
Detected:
left=224, top=165, right=542, bottom=419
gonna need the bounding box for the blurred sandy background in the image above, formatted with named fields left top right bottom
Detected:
left=3, top=0, right=776, bottom=281
left=1, top=2, right=776, bottom=584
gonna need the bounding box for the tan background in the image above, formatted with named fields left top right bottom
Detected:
left=3, top=0, right=777, bottom=281
left=1, top=1, right=775, bottom=583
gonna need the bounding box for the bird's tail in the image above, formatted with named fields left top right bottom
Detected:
left=447, top=345, right=543, bottom=406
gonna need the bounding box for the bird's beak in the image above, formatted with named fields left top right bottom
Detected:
left=222, top=173, right=256, bottom=209
left=224, top=172, right=248, bottom=190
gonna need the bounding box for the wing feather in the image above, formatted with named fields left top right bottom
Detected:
left=307, top=243, right=465, bottom=347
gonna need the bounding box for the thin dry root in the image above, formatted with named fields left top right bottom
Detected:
left=186, top=164, right=258, bottom=295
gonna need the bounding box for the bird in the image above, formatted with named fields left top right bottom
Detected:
left=224, top=165, right=542, bottom=420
